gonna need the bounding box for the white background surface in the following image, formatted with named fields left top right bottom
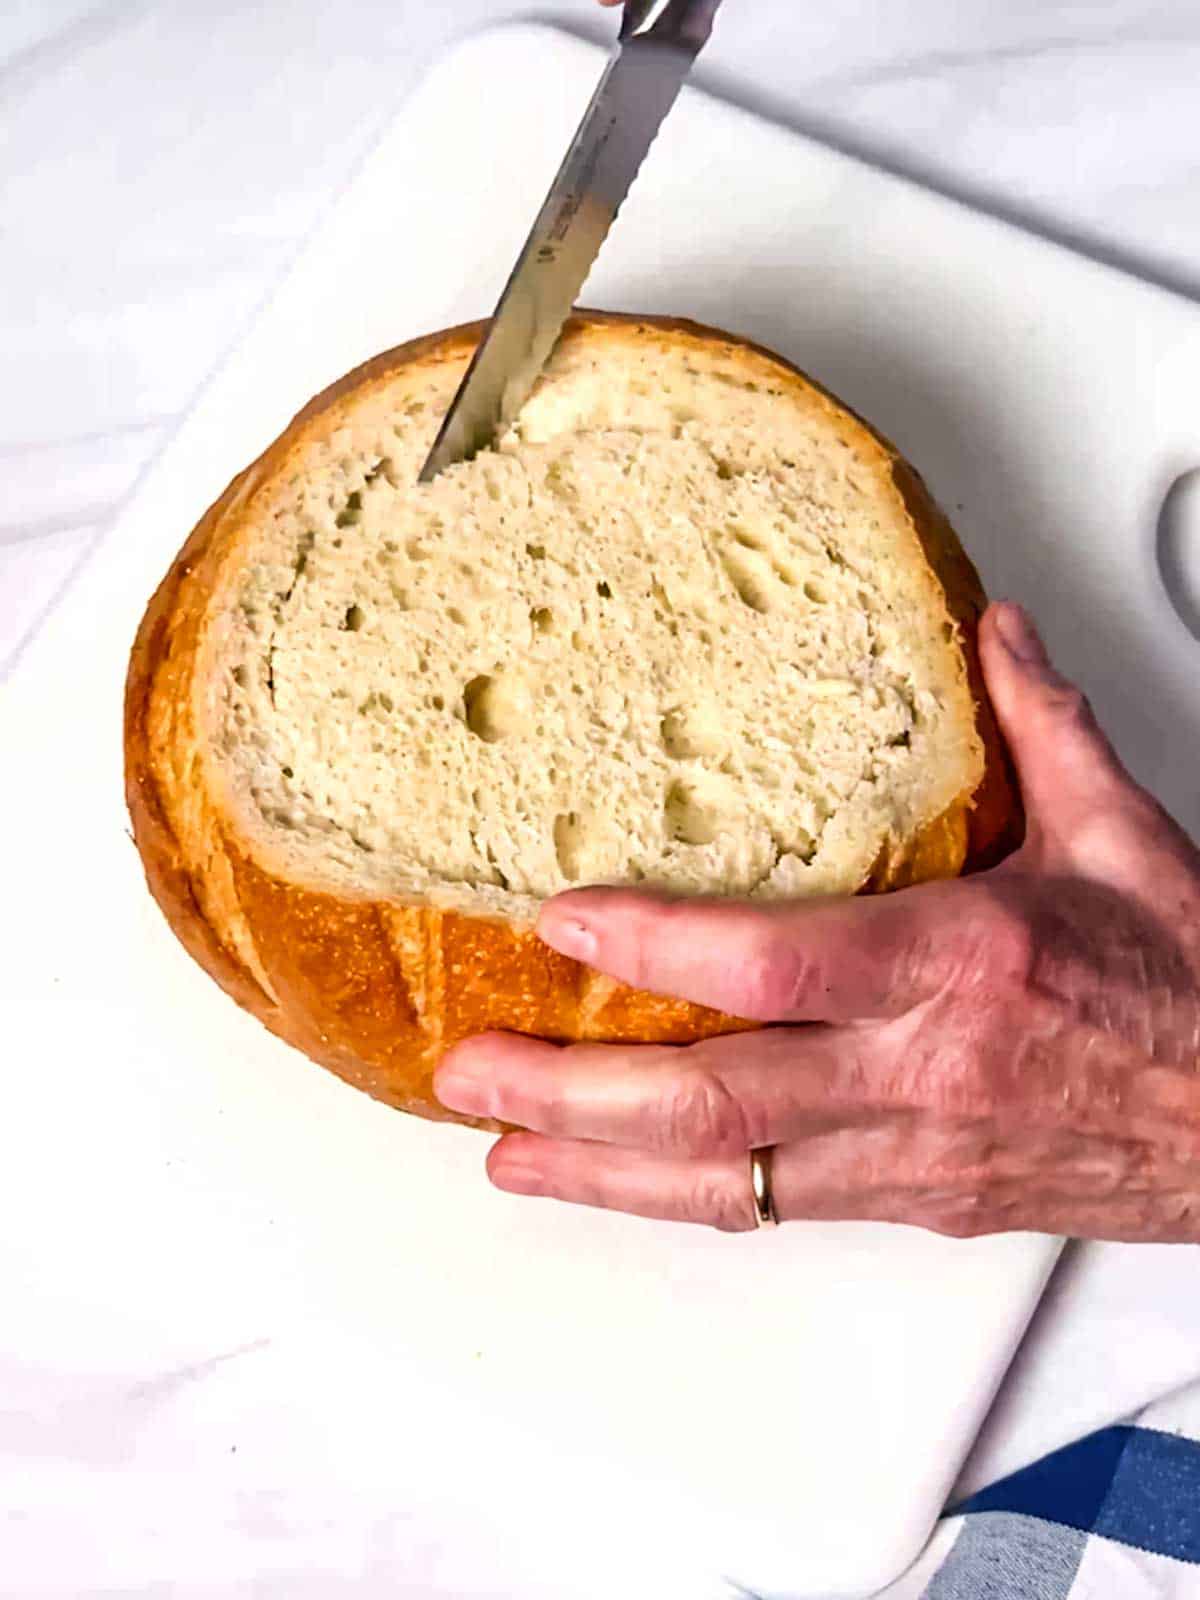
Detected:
left=5, top=30, right=1077, bottom=1598
left=4, top=2, right=1200, bottom=1594
left=9, top=0, right=1200, bottom=669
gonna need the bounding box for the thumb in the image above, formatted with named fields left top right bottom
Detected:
left=979, top=601, right=1131, bottom=836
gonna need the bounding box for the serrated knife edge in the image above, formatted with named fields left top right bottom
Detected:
left=419, top=2, right=723, bottom=482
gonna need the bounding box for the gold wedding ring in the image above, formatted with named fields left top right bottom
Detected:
left=750, top=1146, right=779, bottom=1228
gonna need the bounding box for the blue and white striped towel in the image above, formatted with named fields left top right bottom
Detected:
left=878, top=1379, right=1200, bottom=1598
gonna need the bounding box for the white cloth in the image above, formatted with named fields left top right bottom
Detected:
left=883, top=1381, right=1200, bottom=1599
left=5, top=0, right=1200, bottom=1560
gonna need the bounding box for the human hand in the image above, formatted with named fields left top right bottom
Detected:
left=436, top=603, right=1200, bottom=1239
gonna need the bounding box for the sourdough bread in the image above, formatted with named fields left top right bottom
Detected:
left=125, top=314, right=1019, bottom=1128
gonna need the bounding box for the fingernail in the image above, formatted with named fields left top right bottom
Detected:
left=994, top=601, right=1050, bottom=666
left=538, top=913, right=597, bottom=964
left=434, top=1068, right=491, bottom=1118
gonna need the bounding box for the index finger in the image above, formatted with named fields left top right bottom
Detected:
left=537, top=880, right=1015, bottom=1024
left=437, top=1024, right=874, bottom=1155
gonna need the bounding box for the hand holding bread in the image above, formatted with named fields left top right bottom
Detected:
left=127, top=314, right=1015, bottom=1124
left=440, top=603, right=1200, bottom=1240
left=126, top=310, right=1200, bottom=1243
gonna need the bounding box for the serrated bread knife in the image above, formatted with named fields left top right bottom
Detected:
left=419, top=0, right=723, bottom=482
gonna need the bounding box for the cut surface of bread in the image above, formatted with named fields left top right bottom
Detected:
left=126, top=314, right=1019, bottom=1128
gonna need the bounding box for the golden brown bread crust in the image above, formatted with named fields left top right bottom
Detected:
left=125, top=313, right=1022, bottom=1131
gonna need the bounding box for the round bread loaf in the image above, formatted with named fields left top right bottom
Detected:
left=125, top=313, right=1020, bottom=1129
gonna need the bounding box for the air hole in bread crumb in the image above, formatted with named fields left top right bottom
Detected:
left=526, top=543, right=546, bottom=561
left=463, top=674, right=527, bottom=743
left=366, top=456, right=397, bottom=488
left=231, top=665, right=248, bottom=687
left=530, top=606, right=555, bottom=634
left=342, top=604, right=365, bottom=631
left=596, top=580, right=612, bottom=599
left=335, top=492, right=362, bottom=528
left=447, top=606, right=466, bottom=626
left=281, top=765, right=294, bottom=779
left=664, top=780, right=721, bottom=846
left=544, top=462, right=577, bottom=502
left=721, top=552, right=771, bottom=614
left=407, top=538, right=428, bottom=561
left=553, top=811, right=588, bottom=881
left=660, top=706, right=721, bottom=761
left=803, top=579, right=830, bottom=605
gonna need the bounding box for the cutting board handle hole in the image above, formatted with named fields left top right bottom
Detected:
left=1156, top=469, right=1200, bottom=643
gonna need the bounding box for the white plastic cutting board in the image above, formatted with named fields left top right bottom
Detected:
left=4, top=22, right=1200, bottom=1600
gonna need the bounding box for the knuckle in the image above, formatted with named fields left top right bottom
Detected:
left=926, top=1203, right=984, bottom=1240
left=1042, top=680, right=1095, bottom=731
left=972, top=894, right=1036, bottom=986
left=519, top=1046, right=581, bottom=1135
left=738, top=939, right=812, bottom=1021
left=917, top=888, right=1034, bottom=1004
left=1061, top=802, right=1158, bottom=873
left=899, top=1041, right=987, bottom=1119
left=688, top=1171, right=755, bottom=1232
left=537, top=1088, right=575, bottom=1139
left=659, top=1068, right=750, bottom=1157
left=922, top=1186, right=995, bottom=1239
left=891, top=923, right=945, bottom=1004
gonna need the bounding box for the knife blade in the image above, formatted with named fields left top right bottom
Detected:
left=419, top=0, right=723, bottom=482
